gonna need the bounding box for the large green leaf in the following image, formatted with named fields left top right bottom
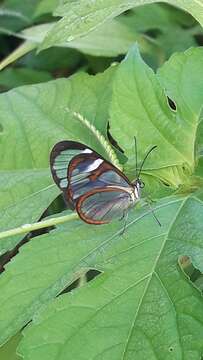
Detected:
left=21, top=20, right=141, bottom=57
left=110, top=45, right=203, bottom=188
left=0, top=194, right=199, bottom=358
left=0, top=67, right=116, bottom=254
left=39, top=0, right=203, bottom=51
left=0, top=67, right=52, bottom=91
left=157, top=47, right=203, bottom=185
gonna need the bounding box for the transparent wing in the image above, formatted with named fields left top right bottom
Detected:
left=50, top=141, right=82, bottom=190
left=50, top=140, right=132, bottom=208
left=76, top=188, right=133, bottom=224
left=69, top=164, right=131, bottom=205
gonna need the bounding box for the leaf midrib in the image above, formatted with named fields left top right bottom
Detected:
left=121, top=196, right=188, bottom=359
left=55, top=198, right=185, bottom=359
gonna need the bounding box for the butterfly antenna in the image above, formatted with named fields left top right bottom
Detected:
left=134, top=136, right=138, bottom=178
left=137, top=145, right=157, bottom=179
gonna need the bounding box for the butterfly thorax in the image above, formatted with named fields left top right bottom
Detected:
left=106, top=183, right=140, bottom=205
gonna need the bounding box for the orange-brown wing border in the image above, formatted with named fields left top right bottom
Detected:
left=76, top=187, right=131, bottom=225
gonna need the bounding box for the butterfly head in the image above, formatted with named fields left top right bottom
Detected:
left=133, top=137, right=157, bottom=199
left=133, top=178, right=145, bottom=198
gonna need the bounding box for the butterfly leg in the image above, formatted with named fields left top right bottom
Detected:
left=143, top=195, right=161, bottom=227
left=119, top=210, right=129, bottom=236
left=119, top=211, right=126, bottom=221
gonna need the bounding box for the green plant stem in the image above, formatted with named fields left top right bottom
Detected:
left=0, top=41, right=36, bottom=71
left=0, top=213, right=78, bottom=240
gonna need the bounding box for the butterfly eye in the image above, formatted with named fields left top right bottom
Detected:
left=139, top=180, right=145, bottom=189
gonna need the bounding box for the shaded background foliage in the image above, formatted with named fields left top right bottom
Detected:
left=0, top=1, right=203, bottom=92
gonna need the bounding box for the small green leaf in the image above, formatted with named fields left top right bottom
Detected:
left=0, top=41, right=36, bottom=71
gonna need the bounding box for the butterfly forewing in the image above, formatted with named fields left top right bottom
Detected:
left=50, top=141, right=83, bottom=190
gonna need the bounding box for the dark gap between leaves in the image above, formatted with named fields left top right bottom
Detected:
left=107, top=122, right=124, bottom=153
left=144, top=28, right=162, bottom=39
left=0, top=35, right=22, bottom=61
left=0, top=225, right=54, bottom=275
left=0, top=197, right=66, bottom=274
left=194, top=34, right=203, bottom=46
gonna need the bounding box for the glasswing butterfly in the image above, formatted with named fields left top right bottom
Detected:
left=50, top=139, right=157, bottom=225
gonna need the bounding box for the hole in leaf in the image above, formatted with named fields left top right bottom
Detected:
left=58, top=270, right=101, bottom=296
left=179, top=255, right=203, bottom=292
left=86, top=269, right=101, bottom=281
left=168, top=346, right=174, bottom=352
left=144, top=28, right=162, bottom=38
left=122, top=9, right=132, bottom=16
left=161, top=181, right=170, bottom=187
left=58, top=278, right=80, bottom=295
left=167, top=96, right=177, bottom=111
left=107, top=122, right=124, bottom=153
left=194, top=34, right=203, bottom=45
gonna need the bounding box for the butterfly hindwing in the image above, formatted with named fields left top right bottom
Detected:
left=50, top=141, right=136, bottom=224
left=76, top=187, right=133, bottom=224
